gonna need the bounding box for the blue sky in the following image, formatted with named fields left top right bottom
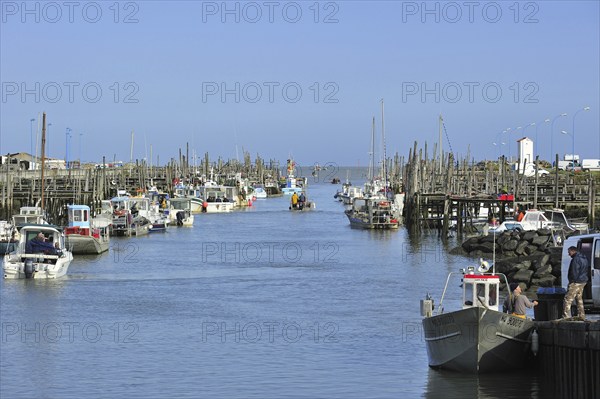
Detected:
left=1, top=1, right=599, bottom=166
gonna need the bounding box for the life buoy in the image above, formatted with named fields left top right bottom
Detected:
left=379, top=201, right=390, bottom=206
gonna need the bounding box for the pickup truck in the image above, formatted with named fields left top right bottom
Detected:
left=561, top=233, right=600, bottom=311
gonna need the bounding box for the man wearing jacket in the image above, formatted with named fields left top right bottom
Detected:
left=563, top=246, right=589, bottom=320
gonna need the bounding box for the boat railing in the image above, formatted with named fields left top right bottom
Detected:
left=21, top=254, right=59, bottom=260
left=436, top=270, right=510, bottom=315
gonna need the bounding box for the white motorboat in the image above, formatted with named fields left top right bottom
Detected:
left=252, top=186, right=268, bottom=199
left=3, top=224, right=73, bottom=279
left=199, top=188, right=235, bottom=213
left=166, top=198, right=195, bottom=226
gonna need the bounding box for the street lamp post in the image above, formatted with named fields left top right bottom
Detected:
left=550, top=113, right=567, bottom=165
left=572, top=106, right=590, bottom=165
left=65, top=128, right=72, bottom=169
left=79, top=132, right=83, bottom=168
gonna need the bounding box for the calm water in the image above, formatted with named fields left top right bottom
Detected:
left=1, top=172, right=550, bottom=398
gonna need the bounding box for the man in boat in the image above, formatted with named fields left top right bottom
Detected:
left=26, top=232, right=58, bottom=255
left=291, top=192, right=299, bottom=209
left=562, top=246, right=589, bottom=320
left=298, top=192, right=306, bottom=210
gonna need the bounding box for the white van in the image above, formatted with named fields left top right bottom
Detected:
left=561, top=233, right=600, bottom=310
left=581, top=159, right=600, bottom=171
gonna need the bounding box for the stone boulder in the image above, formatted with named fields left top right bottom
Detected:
left=513, top=269, right=534, bottom=284
left=533, top=263, right=552, bottom=277
left=532, top=235, right=550, bottom=246
left=515, top=241, right=529, bottom=255
left=522, top=231, right=537, bottom=242
left=502, top=239, right=519, bottom=251
left=531, top=275, right=557, bottom=287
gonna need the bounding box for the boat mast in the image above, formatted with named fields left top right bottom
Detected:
left=40, top=112, right=47, bottom=210
left=130, top=130, right=134, bottom=163
left=369, top=117, right=375, bottom=183
left=439, top=114, right=443, bottom=174
left=381, top=99, right=388, bottom=194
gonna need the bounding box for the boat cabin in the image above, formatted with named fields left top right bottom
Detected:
left=462, top=271, right=500, bottom=311
left=67, top=205, right=91, bottom=228
left=19, top=225, right=65, bottom=258
left=12, top=206, right=47, bottom=226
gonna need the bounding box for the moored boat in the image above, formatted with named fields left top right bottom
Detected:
left=166, top=198, right=195, bottom=226
left=110, top=196, right=151, bottom=236
left=64, top=205, right=110, bottom=254
left=345, top=198, right=399, bottom=229
left=421, top=262, right=535, bottom=373
left=0, top=220, right=17, bottom=253
left=3, top=224, right=73, bottom=279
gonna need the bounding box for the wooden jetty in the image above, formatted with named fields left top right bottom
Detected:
left=0, top=151, right=283, bottom=225
left=402, top=142, right=600, bottom=237
left=536, top=320, right=600, bottom=398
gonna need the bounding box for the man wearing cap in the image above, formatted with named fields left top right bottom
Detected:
left=26, top=232, right=57, bottom=255
left=503, top=283, right=538, bottom=318
left=563, top=246, right=589, bottom=320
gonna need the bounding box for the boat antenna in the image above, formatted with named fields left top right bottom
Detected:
left=492, top=214, right=496, bottom=274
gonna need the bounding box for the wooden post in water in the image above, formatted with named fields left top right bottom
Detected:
left=40, top=113, right=47, bottom=210
left=589, top=177, right=595, bottom=228
left=534, top=156, right=539, bottom=208
left=554, top=154, right=559, bottom=208
left=442, top=195, right=450, bottom=241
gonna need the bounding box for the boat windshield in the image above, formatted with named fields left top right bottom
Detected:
left=463, top=275, right=499, bottom=311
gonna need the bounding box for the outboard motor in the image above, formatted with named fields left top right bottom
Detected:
left=176, top=211, right=185, bottom=226
left=24, top=259, right=34, bottom=279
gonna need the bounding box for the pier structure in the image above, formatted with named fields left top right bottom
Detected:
left=402, top=142, right=600, bottom=237
left=0, top=151, right=282, bottom=225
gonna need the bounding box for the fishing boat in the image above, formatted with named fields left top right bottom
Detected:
left=166, top=198, right=195, bottom=226
left=3, top=224, right=73, bottom=279
left=0, top=221, right=17, bottom=253
left=110, top=196, right=151, bottom=236
left=345, top=197, right=399, bottom=229
left=11, top=206, right=47, bottom=227
left=344, top=106, right=401, bottom=229
left=64, top=205, right=110, bottom=254
left=421, top=261, right=536, bottom=373
left=282, top=159, right=305, bottom=195
left=199, top=188, right=235, bottom=213
left=128, top=197, right=169, bottom=232
left=174, top=183, right=204, bottom=214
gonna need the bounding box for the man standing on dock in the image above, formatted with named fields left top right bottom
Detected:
left=562, top=246, right=589, bottom=320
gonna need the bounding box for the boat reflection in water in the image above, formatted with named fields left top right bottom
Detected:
left=424, top=368, right=547, bottom=399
